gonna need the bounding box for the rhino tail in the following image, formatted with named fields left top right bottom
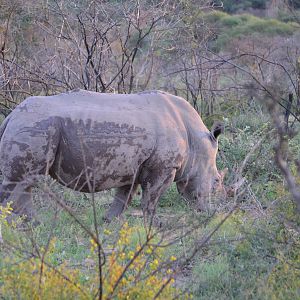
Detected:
left=0, top=115, right=11, bottom=142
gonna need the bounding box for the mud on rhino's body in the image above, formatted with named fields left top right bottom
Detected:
left=0, top=90, right=225, bottom=221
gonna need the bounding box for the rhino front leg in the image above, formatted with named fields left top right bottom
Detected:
left=140, top=168, right=176, bottom=224
left=104, top=184, right=138, bottom=222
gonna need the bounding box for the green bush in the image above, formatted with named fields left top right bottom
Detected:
left=214, top=0, right=267, bottom=13
left=220, top=15, right=244, bottom=27
left=241, top=18, right=294, bottom=36
left=200, top=11, right=297, bottom=51
left=202, top=10, right=227, bottom=23
left=0, top=215, right=183, bottom=300
left=218, top=112, right=279, bottom=185
left=189, top=207, right=300, bottom=300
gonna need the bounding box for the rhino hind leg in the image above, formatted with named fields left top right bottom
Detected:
left=0, top=181, right=34, bottom=221
left=0, top=182, right=14, bottom=202
left=104, top=184, right=138, bottom=222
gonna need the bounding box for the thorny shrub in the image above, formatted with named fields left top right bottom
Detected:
left=0, top=210, right=189, bottom=299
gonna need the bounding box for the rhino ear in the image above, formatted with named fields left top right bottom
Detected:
left=211, top=121, right=224, bottom=140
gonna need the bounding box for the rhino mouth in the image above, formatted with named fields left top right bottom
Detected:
left=179, top=190, right=206, bottom=206
left=179, top=188, right=228, bottom=212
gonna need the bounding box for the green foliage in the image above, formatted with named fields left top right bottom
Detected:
left=200, top=11, right=296, bottom=51
left=130, top=183, right=186, bottom=210
left=159, top=183, right=184, bottom=208
left=218, top=112, right=280, bottom=197
left=0, top=218, right=183, bottom=299
left=192, top=255, right=230, bottom=298
left=188, top=108, right=300, bottom=299
left=220, top=15, right=244, bottom=27
left=189, top=208, right=300, bottom=299
left=278, top=10, right=300, bottom=22
left=264, top=249, right=300, bottom=300
left=214, top=0, right=267, bottom=13
left=258, top=200, right=300, bottom=300
left=202, top=10, right=227, bottom=23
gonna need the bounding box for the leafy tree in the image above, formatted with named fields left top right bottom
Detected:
left=214, top=0, right=267, bottom=13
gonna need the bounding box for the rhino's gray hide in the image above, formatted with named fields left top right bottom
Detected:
left=0, top=90, right=225, bottom=221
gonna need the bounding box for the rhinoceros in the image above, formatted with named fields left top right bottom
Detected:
left=0, top=89, right=226, bottom=221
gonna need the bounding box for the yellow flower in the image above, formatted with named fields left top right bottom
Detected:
left=104, top=229, right=111, bottom=235
left=128, top=251, right=135, bottom=259
left=119, top=252, right=126, bottom=260
left=170, top=256, right=177, bottom=261
left=149, top=259, right=159, bottom=270
left=90, top=238, right=98, bottom=252
left=153, top=259, right=159, bottom=266
left=146, top=246, right=153, bottom=254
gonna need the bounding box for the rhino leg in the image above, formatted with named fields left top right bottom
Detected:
left=0, top=182, right=15, bottom=204
left=104, top=184, right=138, bottom=222
left=0, top=181, right=34, bottom=221
left=140, top=168, right=176, bottom=224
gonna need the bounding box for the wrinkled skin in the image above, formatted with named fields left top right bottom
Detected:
left=0, top=89, right=226, bottom=222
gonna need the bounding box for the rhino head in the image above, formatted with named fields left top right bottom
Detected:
left=176, top=121, right=227, bottom=211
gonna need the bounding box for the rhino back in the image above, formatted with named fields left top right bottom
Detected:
left=15, top=90, right=203, bottom=146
